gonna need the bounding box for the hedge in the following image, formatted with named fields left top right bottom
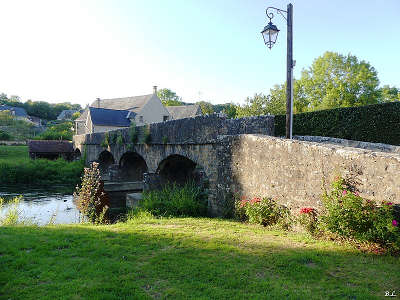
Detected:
left=274, top=102, right=400, bottom=145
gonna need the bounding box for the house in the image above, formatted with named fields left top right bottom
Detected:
left=166, top=105, right=202, bottom=120
left=85, top=107, right=132, bottom=133
left=0, top=105, right=28, bottom=120
left=75, top=86, right=171, bottom=135
left=57, top=109, right=78, bottom=120
left=28, top=140, right=74, bottom=160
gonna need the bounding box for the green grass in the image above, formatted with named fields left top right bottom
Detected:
left=1, top=217, right=399, bottom=299
left=0, top=145, right=84, bottom=188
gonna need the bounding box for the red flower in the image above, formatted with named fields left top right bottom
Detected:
left=250, top=197, right=261, bottom=205
left=392, top=220, right=398, bottom=227
left=300, top=207, right=314, bottom=214
left=239, top=199, right=248, bottom=208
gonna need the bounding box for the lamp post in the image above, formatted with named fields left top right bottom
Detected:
left=261, top=3, right=293, bottom=139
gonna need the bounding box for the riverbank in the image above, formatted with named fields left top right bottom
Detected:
left=0, top=145, right=84, bottom=190
left=0, top=217, right=399, bottom=299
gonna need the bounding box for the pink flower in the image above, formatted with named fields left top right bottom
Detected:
left=342, top=190, right=347, bottom=196
left=392, top=220, right=398, bottom=227
left=354, top=191, right=359, bottom=196
left=250, top=197, right=261, bottom=205
left=387, top=202, right=393, bottom=206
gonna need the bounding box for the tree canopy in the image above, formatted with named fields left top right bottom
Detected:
left=157, top=88, right=184, bottom=106
left=235, top=51, right=384, bottom=117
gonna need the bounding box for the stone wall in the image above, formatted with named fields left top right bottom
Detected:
left=73, top=114, right=274, bottom=148
left=216, top=134, right=400, bottom=214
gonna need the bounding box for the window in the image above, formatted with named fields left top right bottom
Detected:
left=163, top=116, right=169, bottom=121
left=139, top=116, right=143, bottom=123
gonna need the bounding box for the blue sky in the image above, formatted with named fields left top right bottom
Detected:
left=0, top=0, right=399, bottom=106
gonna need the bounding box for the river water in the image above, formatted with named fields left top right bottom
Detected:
left=0, top=186, right=80, bottom=225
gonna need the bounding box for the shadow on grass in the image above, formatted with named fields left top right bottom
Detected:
left=0, top=221, right=399, bottom=300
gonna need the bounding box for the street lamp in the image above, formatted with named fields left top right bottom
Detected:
left=261, top=3, right=294, bottom=139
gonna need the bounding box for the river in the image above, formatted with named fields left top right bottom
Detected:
left=0, top=186, right=80, bottom=225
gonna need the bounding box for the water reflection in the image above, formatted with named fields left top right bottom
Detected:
left=0, top=186, right=80, bottom=225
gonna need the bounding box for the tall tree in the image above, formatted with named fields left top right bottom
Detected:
left=300, top=51, right=379, bottom=110
left=157, top=88, right=183, bottom=106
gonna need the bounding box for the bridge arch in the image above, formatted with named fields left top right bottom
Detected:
left=74, top=148, right=82, bottom=160
left=157, top=154, right=206, bottom=186
left=98, top=150, right=115, bottom=174
left=119, top=151, right=148, bottom=181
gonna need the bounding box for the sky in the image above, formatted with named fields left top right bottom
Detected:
left=0, top=0, right=399, bottom=106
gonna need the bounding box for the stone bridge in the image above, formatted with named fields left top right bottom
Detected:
left=73, top=114, right=275, bottom=216
left=73, top=114, right=400, bottom=216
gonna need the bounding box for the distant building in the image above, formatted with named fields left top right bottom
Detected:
left=0, top=105, right=28, bottom=120
left=86, top=107, right=132, bottom=133
left=57, top=109, right=78, bottom=121
left=75, top=86, right=171, bottom=135
left=166, top=105, right=202, bottom=120
left=28, top=140, right=74, bottom=160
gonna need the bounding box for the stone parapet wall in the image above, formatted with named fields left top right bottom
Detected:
left=294, top=135, right=400, bottom=154
left=216, top=134, right=400, bottom=214
left=73, top=114, right=275, bottom=147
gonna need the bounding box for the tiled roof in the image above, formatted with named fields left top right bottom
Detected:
left=89, top=107, right=131, bottom=127
left=0, top=105, right=28, bottom=117
left=28, top=140, right=74, bottom=153
left=90, top=94, right=153, bottom=112
left=166, top=105, right=202, bottom=120
left=57, top=109, right=78, bottom=120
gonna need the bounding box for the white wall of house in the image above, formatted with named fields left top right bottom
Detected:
left=92, top=125, right=129, bottom=133
left=135, top=95, right=170, bottom=126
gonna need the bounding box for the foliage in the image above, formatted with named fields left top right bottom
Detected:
left=157, top=88, right=184, bottom=106
left=321, top=176, right=400, bottom=252
left=299, top=51, right=379, bottom=110
left=129, top=122, right=138, bottom=144
left=298, top=207, right=319, bottom=234
left=71, top=111, right=81, bottom=120
left=0, top=111, right=36, bottom=140
left=142, top=125, right=151, bottom=144
left=0, top=145, right=84, bottom=188
left=236, top=196, right=292, bottom=230
left=101, top=132, right=109, bottom=148
left=116, top=132, right=123, bottom=146
left=74, top=162, right=109, bottom=224
left=0, top=196, right=22, bottom=226
left=222, top=103, right=238, bottom=118
left=0, top=92, right=82, bottom=120
left=378, top=85, right=400, bottom=103
left=0, top=130, right=12, bottom=141
left=196, top=101, right=214, bottom=114
left=162, top=136, right=168, bottom=144
left=36, top=121, right=73, bottom=141
left=274, top=101, right=400, bottom=145
left=139, top=182, right=208, bottom=217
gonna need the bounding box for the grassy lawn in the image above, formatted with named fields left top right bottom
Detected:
left=0, top=145, right=83, bottom=188
left=0, top=217, right=399, bottom=299
left=0, top=145, right=29, bottom=165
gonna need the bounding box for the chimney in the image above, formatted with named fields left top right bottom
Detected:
left=96, top=98, right=100, bottom=108
left=153, top=86, right=157, bottom=94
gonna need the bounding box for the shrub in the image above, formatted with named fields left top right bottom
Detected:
left=129, top=122, right=138, bottom=144
left=74, top=162, right=109, bottom=224
left=140, top=182, right=207, bottom=217
left=162, top=136, right=168, bottom=144
left=116, top=132, right=123, bottom=146
left=36, top=121, right=73, bottom=141
left=142, top=125, right=151, bottom=144
left=321, top=176, right=400, bottom=252
left=101, top=132, right=109, bottom=148
left=298, top=207, right=318, bottom=234
left=0, top=196, right=22, bottom=226
left=236, top=196, right=292, bottom=230
left=0, top=130, right=12, bottom=141
left=274, top=102, right=400, bottom=145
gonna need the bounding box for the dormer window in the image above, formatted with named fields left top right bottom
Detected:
left=163, top=116, right=168, bottom=121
